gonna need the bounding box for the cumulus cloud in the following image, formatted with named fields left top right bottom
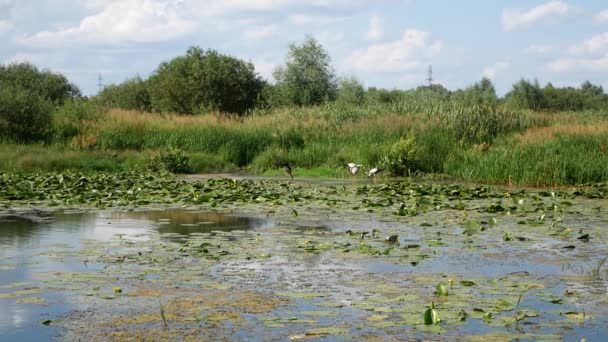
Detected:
left=288, top=13, right=346, bottom=25
left=502, top=1, right=574, bottom=31
left=546, top=32, right=608, bottom=72
left=18, top=0, right=196, bottom=47
left=243, top=24, right=278, bottom=41
left=482, top=60, right=510, bottom=80
left=568, top=32, right=608, bottom=55
left=524, top=44, right=554, bottom=55
left=365, top=15, right=384, bottom=41
left=345, top=29, right=442, bottom=72
left=594, top=10, right=608, bottom=24
left=546, top=55, right=608, bottom=72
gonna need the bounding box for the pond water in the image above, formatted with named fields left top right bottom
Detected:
left=1, top=193, right=607, bottom=341
left=0, top=209, right=268, bottom=341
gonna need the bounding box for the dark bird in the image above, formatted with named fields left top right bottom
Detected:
left=367, top=167, right=384, bottom=177
left=281, top=163, right=294, bottom=180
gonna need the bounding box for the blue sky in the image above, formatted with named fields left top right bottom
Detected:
left=1, top=0, right=607, bottom=95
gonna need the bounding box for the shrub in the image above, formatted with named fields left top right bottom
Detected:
left=54, top=99, right=102, bottom=142
left=382, top=133, right=419, bottom=176
left=98, top=76, right=151, bottom=111
left=147, top=149, right=191, bottom=174
left=0, top=62, right=80, bottom=103
left=147, top=47, right=264, bottom=114
left=0, top=86, right=53, bottom=142
left=337, top=77, right=365, bottom=105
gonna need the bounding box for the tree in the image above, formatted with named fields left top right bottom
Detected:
left=273, top=36, right=338, bottom=106
left=0, top=62, right=80, bottom=103
left=337, top=77, right=365, bottom=105
left=0, top=85, right=53, bottom=142
left=99, top=76, right=151, bottom=111
left=451, top=77, right=498, bottom=106
left=147, top=47, right=264, bottom=114
left=504, top=79, right=546, bottom=110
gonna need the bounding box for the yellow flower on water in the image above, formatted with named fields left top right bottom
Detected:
left=113, top=286, right=122, bottom=293
left=448, top=279, right=454, bottom=285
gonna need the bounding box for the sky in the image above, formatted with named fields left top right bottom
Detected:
left=0, top=0, right=607, bottom=96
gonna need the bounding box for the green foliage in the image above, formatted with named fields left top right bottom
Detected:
left=0, top=86, right=53, bottom=142
left=382, top=133, right=419, bottom=176
left=147, top=149, right=191, bottom=174
left=504, top=79, right=546, bottom=110
left=0, top=62, right=80, bottom=103
left=98, top=76, right=151, bottom=111
left=451, top=78, right=498, bottom=106
left=53, top=98, right=102, bottom=142
left=273, top=36, right=338, bottom=106
left=147, top=47, right=264, bottom=114
left=337, top=77, right=365, bottom=105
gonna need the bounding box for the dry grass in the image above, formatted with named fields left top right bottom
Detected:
left=515, top=121, right=608, bottom=145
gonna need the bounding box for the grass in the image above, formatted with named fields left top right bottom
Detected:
left=1, top=102, right=607, bottom=186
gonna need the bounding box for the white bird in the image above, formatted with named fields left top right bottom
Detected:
left=367, top=168, right=384, bottom=177
left=346, top=163, right=362, bottom=177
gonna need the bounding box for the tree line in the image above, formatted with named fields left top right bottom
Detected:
left=1, top=36, right=608, bottom=143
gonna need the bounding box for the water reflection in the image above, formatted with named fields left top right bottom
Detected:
left=0, top=209, right=270, bottom=341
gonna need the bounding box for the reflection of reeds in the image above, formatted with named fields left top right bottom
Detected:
left=588, top=256, right=607, bottom=281
left=159, top=299, right=168, bottom=328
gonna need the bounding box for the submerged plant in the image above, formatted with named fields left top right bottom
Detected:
left=588, top=256, right=608, bottom=281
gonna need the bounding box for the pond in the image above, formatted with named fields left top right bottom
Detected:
left=0, top=179, right=607, bottom=341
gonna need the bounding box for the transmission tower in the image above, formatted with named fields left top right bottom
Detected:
left=97, top=73, right=104, bottom=94
left=425, top=64, right=433, bottom=86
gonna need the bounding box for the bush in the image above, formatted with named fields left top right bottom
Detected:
left=54, top=99, right=102, bottom=142
left=0, top=62, right=80, bottom=103
left=147, top=149, right=191, bottom=174
left=98, top=76, right=151, bottom=111
left=0, top=86, right=53, bottom=142
left=337, top=77, right=365, bottom=105
left=382, top=133, right=419, bottom=176
left=147, top=47, right=264, bottom=114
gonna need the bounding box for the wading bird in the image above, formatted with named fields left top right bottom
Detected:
left=367, top=167, right=383, bottom=178
left=346, top=163, right=362, bottom=177
left=281, top=163, right=294, bottom=180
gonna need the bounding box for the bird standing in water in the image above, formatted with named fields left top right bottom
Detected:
left=346, top=163, right=362, bottom=178
left=281, top=163, right=294, bottom=180
left=367, top=167, right=383, bottom=181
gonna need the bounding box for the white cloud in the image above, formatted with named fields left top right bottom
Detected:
left=569, top=32, right=608, bottom=55
left=243, top=24, right=278, bottom=41
left=365, top=15, right=384, bottom=41
left=316, top=31, right=345, bottom=46
left=5, top=52, right=37, bottom=64
left=524, top=44, right=554, bottom=55
left=502, top=1, right=573, bottom=31
left=546, top=54, right=608, bottom=72
left=19, top=0, right=196, bottom=47
left=345, top=29, right=442, bottom=72
left=594, top=10, right=608, bottom=24
left=482, top=60, right=510, bottom=80
left=0, top=19, right=12, bottom=35
left=288, top=13, right=346, bottom=25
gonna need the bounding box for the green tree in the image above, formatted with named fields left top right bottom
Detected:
left=0, top=85, right=53, bottom=142
left=99, top=76, right=151, bottom=111
left=273, top=36, right=337, bottom=106
left=147, top=47, right=264, bottom=114
left=0, top=62, right=80, bottom=103
left=451, top=77, right=498, bottom=106
left=337, top=77, right=365, bottom=105
left=504, top=79, right=546, bottom=110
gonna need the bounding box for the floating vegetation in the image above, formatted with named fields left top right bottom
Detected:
left=0, top=173, right=607, bottom=340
